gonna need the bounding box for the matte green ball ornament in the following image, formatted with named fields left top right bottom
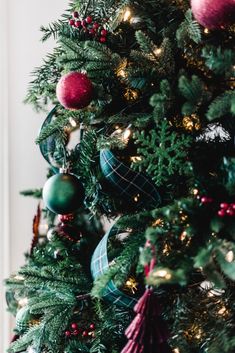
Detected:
left=43, top=172, right=85, bottom=215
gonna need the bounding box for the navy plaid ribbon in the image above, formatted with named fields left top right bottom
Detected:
left=100, top=149, right=161, bottom=208
left=91, top=224, right=138, bottom=308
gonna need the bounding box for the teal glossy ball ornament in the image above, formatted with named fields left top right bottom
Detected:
left=43, top=173, right=85, bottom=215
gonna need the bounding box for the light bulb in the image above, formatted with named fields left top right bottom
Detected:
left=225, top=250, right=234, bottom=263
left=69, top=117, right=77, bottom=127
left=123, top=8, right=131, bottom=22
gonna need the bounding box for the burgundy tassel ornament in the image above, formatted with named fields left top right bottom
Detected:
left=121, top=288, right=172, bottom=353
left=121, top=241, right=172, bottom=353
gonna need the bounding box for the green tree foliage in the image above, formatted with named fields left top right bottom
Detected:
left=5, top=0, right=235, bottom=353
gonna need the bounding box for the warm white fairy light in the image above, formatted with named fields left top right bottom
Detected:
left=118, top=69, right=128, bottom=78
left=154, top=48, right=162, bottom=56
left=180, top=231, right=187, bottom=241
left=130, top=156, right=142, bottom=163
left=154, top=269, right=172, bottom=280
left=18, top=297, right=28, bottom=307
left=225, top=250, right=234, bottom=263
left=123, top=128, right=131, bottom=141
left=195, top=328, right=203, bottom=340
left=218, top=306, right=227, bottom=316
left=204, top=28, right=209, bottom=34
left=173, top=349, right=180, bottom=353
left=14, top=275, right=25, bottom=281
left=123, top=8, right=132, bottom=22
left=134, top=194, right=140, bottom=202
left=69, top=117, right=77, bottom=127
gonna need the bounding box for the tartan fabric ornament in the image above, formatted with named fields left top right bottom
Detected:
left=39, top=106, right=60, bottom=173
left=100, top=149, right=161, bottom=208
left=91, top=224, right=138, bottom=308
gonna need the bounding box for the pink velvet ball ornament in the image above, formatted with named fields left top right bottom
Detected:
left=56, top=72, right=93, bottom=110
left=191, top=0, right=235, bottom=29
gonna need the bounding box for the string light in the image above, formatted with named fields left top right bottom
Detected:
left=134, top=194, right=140, bottom=202
left=123, top=128, right=132, bottom=141
left=18, top=297, right=28, bottom=307
left=192, top=188, right=199, bottom=196
left=180, top=214, right=188, bottom=222
left=69, top=117, right=77, bottom=127
left=14, top=275, right=25, bottom=281
left=195, top=328, right=203, bottom=340
left=116, top=59, right=128, bottom=79
left=204, top=28, right=209, bottom=34
left=111, top=125, right=132, bottom=144
left=123, top=7, right=132, bottom=22
left=130, top=156, right=142, bottom=163
left=225, top=250, right=234, bottom=263
left=218, top=306, right=228, bottom=316
left=163, top=243, right=171, bottom=256
left=173, top=349, right=180, bottom=353
left=153, top=269, right=172, bottom=280
left=180, top=231, right=187, bottom=241
left=118, top=69, right=127, bottom=78
left=154, top=48, right=162, bottom=56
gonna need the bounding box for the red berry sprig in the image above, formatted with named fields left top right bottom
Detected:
left=218, top=202, right=235, bottom=217
left=65, top=322, right=96, bottom=339
left=68, top=12, right=109, bottom=43
left=58, top=213, right=74, bottom=224
left=200, top=196, right=213, bottom=204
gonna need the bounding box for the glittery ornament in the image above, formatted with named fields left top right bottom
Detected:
left=191, top=0, right=235, bottom=29
left=56, top=72, right=93, bottom=110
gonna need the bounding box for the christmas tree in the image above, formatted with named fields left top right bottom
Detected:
left=5, top=1, right=235, bottom=353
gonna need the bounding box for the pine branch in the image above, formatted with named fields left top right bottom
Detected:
left=176, top=10, right=201, bottom=47
left=20, top=189, right=42, bottom=199
left=202, top=46, right=235, bottom=77
left=178, top=74, right=210, bottom=115
left=207, top=91, right=235, bottom=121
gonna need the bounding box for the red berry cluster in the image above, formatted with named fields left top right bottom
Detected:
left=69, top=12, right=108, bottom=43
left=65, top=322, right=95, bottom=339
left=200, top=196, right=213, bottom=204
left=57, top=214, right=82, bottom=243
left=218, top=203, right=235, bottom=217
left=58, top=213, right=74, bottom=223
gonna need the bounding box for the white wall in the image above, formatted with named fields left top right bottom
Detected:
left=0, top=0, right=67, bottom=351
